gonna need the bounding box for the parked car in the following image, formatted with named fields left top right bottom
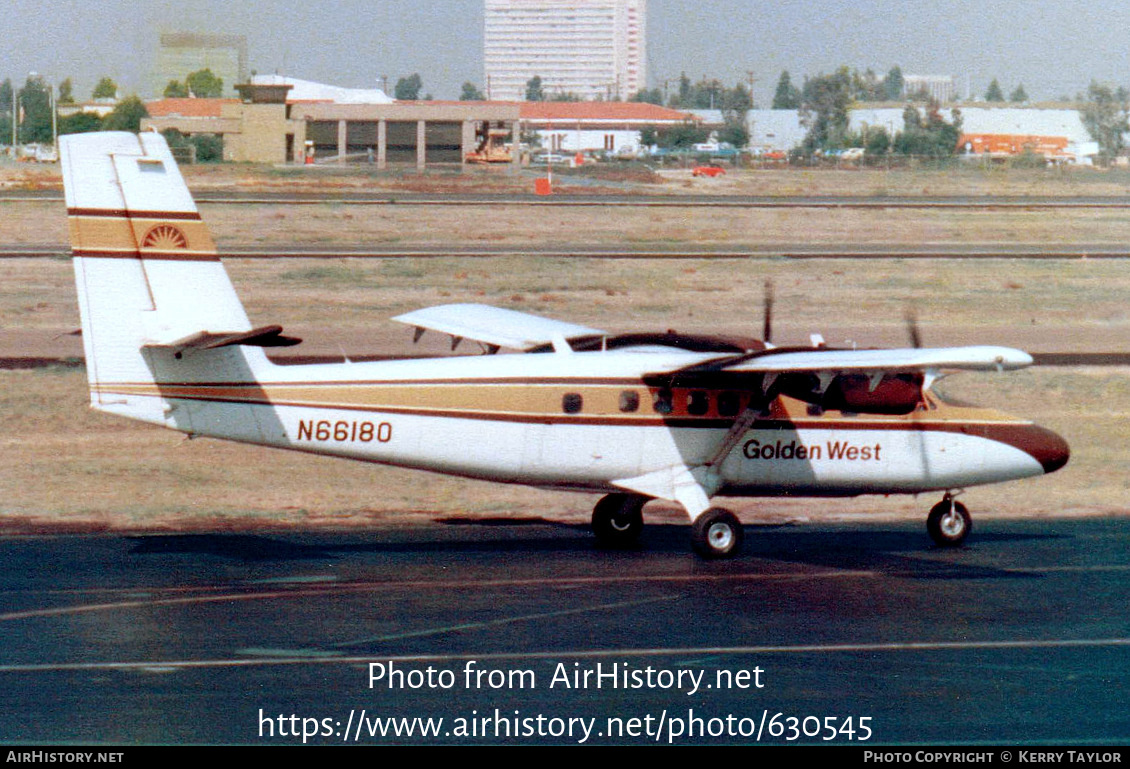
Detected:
left=692, top=165, right=726, bottom=178
left=532, top=152, right=573, bottom=166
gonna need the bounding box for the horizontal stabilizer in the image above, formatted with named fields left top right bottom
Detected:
left=146, top=325, right=302, bottom=354
left=392, top=303, right=604, bottom=351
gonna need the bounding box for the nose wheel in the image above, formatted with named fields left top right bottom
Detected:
left=691, top=507, right=744, bottom=558
left=927, top=496, right=971, bottom=547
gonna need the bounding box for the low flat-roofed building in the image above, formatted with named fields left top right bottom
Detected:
left=141, top=76, right=692, bottom=165
left=520, top=101, right=695, bottom=154
left=142, top=78, right=522, bottom=167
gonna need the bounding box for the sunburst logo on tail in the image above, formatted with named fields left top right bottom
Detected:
left=141, top=224, right=188, bottom=250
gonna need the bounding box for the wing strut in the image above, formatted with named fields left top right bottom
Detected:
left=704, top=406, right=763, bottom=472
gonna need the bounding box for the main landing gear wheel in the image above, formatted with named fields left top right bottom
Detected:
left=691, top=507, right=744, bottom=559
left=591, top=493, right=646, bottom=547
left=927, top=497, right=971, bottom=547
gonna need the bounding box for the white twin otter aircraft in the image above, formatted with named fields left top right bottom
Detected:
left=61, top=132, right=1069, bottom=558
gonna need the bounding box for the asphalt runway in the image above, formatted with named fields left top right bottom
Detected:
left=1, top=517, right=1128, bottom=745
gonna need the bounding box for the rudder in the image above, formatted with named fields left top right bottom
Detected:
left=61, top=131, right=271, bottom=427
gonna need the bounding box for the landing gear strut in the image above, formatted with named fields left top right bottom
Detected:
left=927, top=494, right=971, bottom=547
left=591, top=493, right=646, bottom=547
left=691, top=507, right=744, bottom=559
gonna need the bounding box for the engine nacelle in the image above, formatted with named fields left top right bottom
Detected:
left=778, top=372, right=925, bottom=415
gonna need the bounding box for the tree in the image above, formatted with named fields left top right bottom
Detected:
left=1009, top=83, right=1028, bottom=103
left=18, top=75, right=53, bottom=144
left=675, top=72, right=692, bottom=107
left=0, top=80, right=11, bottom=144
left=851, top=69, right=884, bottom=102
left=630, top=88, right=663, bottom=105
left=883, top=66, right=904, bottom=101
left=524, top=75, right=544, bottom=102
left=58, top=78, right=75, bottom=105
left=772, top=71, right=801, bottom=109
left=394, top=73, right=423, bottom=100
left=638, top=125, right=658, bottom=148
left=460, top=82, right=485, bottom=101
left=1082, top=81, right=1130, bottom=165
left=892, top=100, right=962, bottom=157
left=92, top=76, right=118, bottom=100
left=186, top=69, right=224, bottom=98
left=102, top=95, right=148, bottom=132
left=718, top=116, right=749, bottom=149
left=58, top=111, right=103, bottom=135
left=721, top=82, right=753, bottom=113
left=656, top=120, right=709, bottom=149
left=190, top=133, right=224, bottom=162
left=799, top=67, right=853, bottom=151
left=164, top=80, right=190, bottom=98
left=985, top=78, right=1005, bottom=102
left=864, top=126, right=891, bottom=155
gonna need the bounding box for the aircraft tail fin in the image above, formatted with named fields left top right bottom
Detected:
left=61, top=131, right=274, bottom=427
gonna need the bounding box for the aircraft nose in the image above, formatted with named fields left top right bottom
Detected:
left=1022, top=424, right=1070, bottom=474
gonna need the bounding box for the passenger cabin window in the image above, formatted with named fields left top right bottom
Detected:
left=718, top=391, right=741, bottom=416
left=562, top=393, right=583, bottom=414
left=653, top=389, right=673, bottom=415
left=687, top=390, right=709, bottom=416
left=619, top=390, right=640, bottom=413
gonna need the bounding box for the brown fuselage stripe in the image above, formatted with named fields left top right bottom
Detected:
left=67, top=208, right=202, bottom=221
left=93, top=385, right=1025, bottom=430
left=73, top=249, right=220, bottom=262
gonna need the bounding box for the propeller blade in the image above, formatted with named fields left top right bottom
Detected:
left=763, top=279, right=774, bottom=343
left=904, top=308, right=922, bottom=349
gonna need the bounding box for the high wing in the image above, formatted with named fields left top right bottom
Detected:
left=686, top=345, right=1032, bottom=374
left=392, top=303, right=605, bottom=352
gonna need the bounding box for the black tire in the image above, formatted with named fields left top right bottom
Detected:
left=591, top=494, right=645, bottom=547
left=691, top=507, right=744, bottom=558
left=927, top=499, right=971, bottom=547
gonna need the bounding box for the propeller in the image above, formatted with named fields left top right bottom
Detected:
left=762, top=279, right=774, bottom=344
left=904, top=307, right=922, bottom=349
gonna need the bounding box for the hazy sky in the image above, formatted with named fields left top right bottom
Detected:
left=4, top=1, right=1129, bottom=103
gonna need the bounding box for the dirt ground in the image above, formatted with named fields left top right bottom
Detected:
left=2, top=163, right=1128, bottom=533
left=8, top=156, right=1130, bottom=197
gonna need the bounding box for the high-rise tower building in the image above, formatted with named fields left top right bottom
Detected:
left=484, top=0, right=646, bottom=101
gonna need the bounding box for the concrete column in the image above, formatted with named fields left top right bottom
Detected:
left=377, top=119, right=387, bottom=169
left=461, top=120, right=476, bottom=170
left=337, top=120, right=347, bottom=161
left=292, top=121, right=307, bottom=164
left=416, top=120, right=427, bottom=171
left=511, top=120, right=522, bottom=170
